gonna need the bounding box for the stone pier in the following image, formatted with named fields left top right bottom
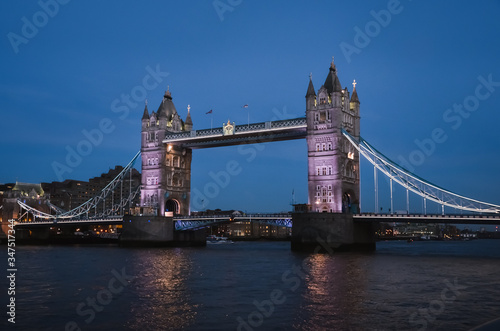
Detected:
left=291, top=213, right=376, bottom=253
left=119, top=215, right=206, bottom=247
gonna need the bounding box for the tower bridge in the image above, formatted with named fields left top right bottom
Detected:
left=11, top=59, right=500, bottom=251
left=141, top=58, right=361, bottom=218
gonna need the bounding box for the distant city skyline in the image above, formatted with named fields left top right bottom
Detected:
left=1, top=1, right=500, bottom=213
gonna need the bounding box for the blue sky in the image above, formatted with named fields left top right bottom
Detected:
left=1, top=1, right=500, bottom=214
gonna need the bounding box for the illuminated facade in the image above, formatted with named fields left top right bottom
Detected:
left=140, top=88, right=192, bottom=216
left=140, top=60, right=360, bottom=216
left=305, top=59, right=360, bottom=212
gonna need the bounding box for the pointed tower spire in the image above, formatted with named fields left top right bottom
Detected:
left=185, top=104, right=193, bottom=130
left=165, top=85, right=172, bottom=99
left=158, top=85, right=176, bottom=119
left=142, top=99, right=150, bottom=120
left=324, top=56, right=342, bottom=94
left=306, top=73, right=316, bottom=97
left=351, top=80, right=360, bottom=104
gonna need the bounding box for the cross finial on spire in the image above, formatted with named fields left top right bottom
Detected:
left=167, top=85, right=170, bottom=91
left=330, top=56, right=336, bottom=70
left=309, top=72, right=312, bottom=80
left=187, top=104, right=191, bottom=113
left=145, top=99, right=148, bottom=106
left=352, top=79, right=357, bottom=89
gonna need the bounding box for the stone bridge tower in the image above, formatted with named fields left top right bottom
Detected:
left=305, top=59, right=360, bottom=213
left=140, top=88, right=192, bottom=216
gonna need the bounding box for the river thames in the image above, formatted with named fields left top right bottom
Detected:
left=3, top=239, right=500, bottom=330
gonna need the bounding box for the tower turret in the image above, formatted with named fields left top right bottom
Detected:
left=185, top=104, right=193, bottom=131
left=305, top=73, right=316, bottom=110
left=141, top=100, right=150, bottom=130
left=323, top=57, right=342, bottom=107
left=349, top=80, right=360, bottom=138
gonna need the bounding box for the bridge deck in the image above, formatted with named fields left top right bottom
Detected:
left=163, top=118, right=307, bottom=148
left=354, top=213, right=500, bottom=224
left=12, top=213, right=500, bottom=229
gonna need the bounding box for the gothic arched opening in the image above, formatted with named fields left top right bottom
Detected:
left=165, top=199, right=180, bottom=215
left=342, top=193, right=351, bottom=213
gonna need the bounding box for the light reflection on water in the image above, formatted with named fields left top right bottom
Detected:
left=5, top=240, right=500, bottom=330
left=125, top=248, right=197, bottom=330
left=294, top=254, right=369, bottom=330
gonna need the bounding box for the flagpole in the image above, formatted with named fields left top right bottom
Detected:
left=211, top=112, right=213, bottom=132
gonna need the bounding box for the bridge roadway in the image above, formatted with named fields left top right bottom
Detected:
left=12, top=213, right=500, bottom=229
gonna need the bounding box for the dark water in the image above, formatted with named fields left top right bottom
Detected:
left=2, top=240, right=500, bottom=330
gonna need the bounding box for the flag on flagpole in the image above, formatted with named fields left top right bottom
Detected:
left=242, top=104, right=248, bottom=108
left=206, top=109, right=213, bottom=114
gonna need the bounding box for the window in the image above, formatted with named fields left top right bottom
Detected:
left=317, top=167, right=320, bottom=176
left=322, top=143, right=326, bottom=151
left=316, top=143, right=320, bottom=152
left=322, top=167, right=327, bottom=176
left=316, top=185, right=320, bottom=191
left=320, top=111, right=326, bottom=121
left=327, top=142, right=332, bottom=151
left=328, top=185, right=332, bottom=190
